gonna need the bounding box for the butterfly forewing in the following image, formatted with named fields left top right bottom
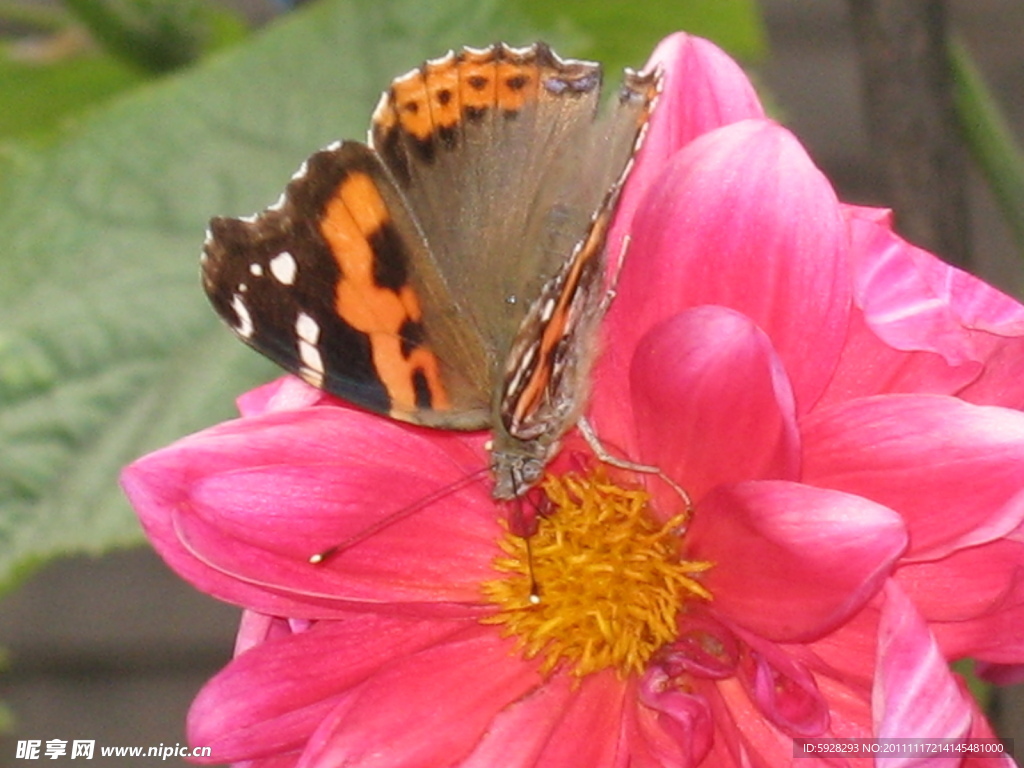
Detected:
left=202, top=142, right=491, bottom=429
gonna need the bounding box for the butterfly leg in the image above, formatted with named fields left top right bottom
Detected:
left=577, top=416, right=693, bottom=513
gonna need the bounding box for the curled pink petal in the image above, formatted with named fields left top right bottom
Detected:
left=822, top=206, right=1024, bottom=409
left=654, top=611, right=741, bottom=681
left=735, top=631, right=830, bottom=738
left=631, top=667, right=715, bottom=768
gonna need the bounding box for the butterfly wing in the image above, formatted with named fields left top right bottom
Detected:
left=202, top=141, right=492, bottom=429
left=202, top=42, right=657, bottom=448
left=370, top=43, right=633, bottom=362
left=499, top=67, right=661, bottom=441
left=492, top=66, right=661, bottom=497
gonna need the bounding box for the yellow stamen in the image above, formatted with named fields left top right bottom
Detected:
left=481, top=470, right=714, bottom=678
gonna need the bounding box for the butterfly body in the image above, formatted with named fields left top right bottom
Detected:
left=202, top=43, right=659, bottom=500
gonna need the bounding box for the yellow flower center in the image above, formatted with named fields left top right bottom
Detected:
left=481, top=470, right=713, bottom=678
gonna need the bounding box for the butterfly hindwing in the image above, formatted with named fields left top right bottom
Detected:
left=487, top=66, right=661, bottom=496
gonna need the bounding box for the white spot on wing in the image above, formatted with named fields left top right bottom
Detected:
left=296, top=312, right=321, bottom=343
left=270, top=251, right=297, bottom=285
left=299, top=341, right=323, bottom=376
left=231, top=294, right=254, bottom=338
left=249, top=263, right=264, bottom=277
left=539, top=296, right=556, bottom=323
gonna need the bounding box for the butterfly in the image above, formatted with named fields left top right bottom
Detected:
left=201, top=42, right=659, bottom=507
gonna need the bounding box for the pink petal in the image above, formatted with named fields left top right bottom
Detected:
left=822, top=206, right=1024, bottom=408
left=236, top=376, right=342, bottom=417
left=461, top=671, right=627, bottom=768
left=599, top=120, right=850, bottom=428
left=122, top=407, right=499, bottom=616
left=873, top=583, right=972, bottom=763
left=816, top=309, right=981, bottom=407
left=916, top=554, right=1024, bottom=664
left=639, top=33, right=765, bottom=168
left=895, top=538, right=1024, bottom=623
left=234, top=610, right=298, bottom=656
left=654, top=610, right=741, bottom=680
left=963, top=701, right=1018, bottom=768
left=812, top=673, right=874, bottom=741
left=797, top=598, right=880, bottom=696
left=298, top=628, right=543, bottom=768
left=187, top=614, right=464, bottom=762
left=520, top=672, right=626, bottom=768
left=803, top=395, right=1024, bottom=560
left=234, top=756, right=301, bottom=768
left=628, top=306, right=800, bottom=506
left=687, top=480, right=906, bottom=642
left=706, top=677, right=793, bottom=768
left=455, top=674, right=577, bottom=768
left=609, top=33, right=765, bottom=264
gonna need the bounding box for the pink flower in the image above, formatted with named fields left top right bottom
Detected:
left=122, top=33, right=1024, bottom=768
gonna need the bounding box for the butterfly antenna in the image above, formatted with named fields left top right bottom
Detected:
left=524, top=533, right=541, bottom=606
left=309, top=467, right=490, bottom=565
left=507, top=471, right=542, bottom=605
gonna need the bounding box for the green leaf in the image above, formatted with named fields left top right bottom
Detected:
left=951, top=39, right=1024, bottom=258
left=516, top=0, right=766, bottom=76
left=0, top=49, right=144, bottom=142
left=0, top=0, right=543, bottom=591
left=60, top=0, right=250, bottom=73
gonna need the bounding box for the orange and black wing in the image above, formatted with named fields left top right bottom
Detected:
left=201, top=141, right=492, bottom=429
